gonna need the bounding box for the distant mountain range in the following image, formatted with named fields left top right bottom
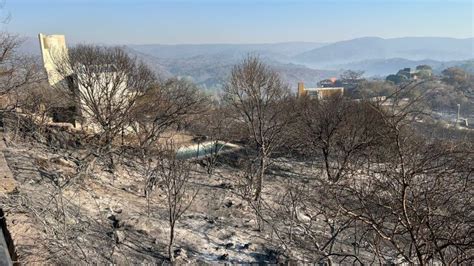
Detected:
left=293, top=37, right=474, bottom=68
left=18, top=36, right=474, bottom=91
left=129, top=42, right=327, bottom=60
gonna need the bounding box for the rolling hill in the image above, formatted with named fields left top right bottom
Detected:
left=17, top=35, right=474, bottom=89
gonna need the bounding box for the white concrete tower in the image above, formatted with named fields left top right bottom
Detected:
left=38, top=33, right=69, bottom=86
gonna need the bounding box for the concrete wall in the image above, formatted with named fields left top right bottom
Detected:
left=0, top=208, right=16, bottom=266
left=0, top=130, right=17, bottom=265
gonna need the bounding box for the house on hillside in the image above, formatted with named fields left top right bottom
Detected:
left=319, top=77, right=338, bottom=88
left=297, top=82, right=344, bottom=99
left=390, top=66, right=433, bottom=83
left=319, top=77, right=360, bottom=96
left=39, top=33, right=138, bottom=133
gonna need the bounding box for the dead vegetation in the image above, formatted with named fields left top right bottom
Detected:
left=0, top=43, right=473, bottom=265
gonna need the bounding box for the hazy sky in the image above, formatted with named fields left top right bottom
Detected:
left=4, top=0, right=473, bottom=44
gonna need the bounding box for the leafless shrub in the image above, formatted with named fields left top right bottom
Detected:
left=2, top=159, right=114, bottom=264
left=189, top=104, right=235, bottom=176
left=0, top=33, right=43, bottom=102
left=130, top=78, right=209, bottom=158
left=289, top=84, right=473, bottom=264
left=333, top=106, right=474, bottom=264
left=223, top=55, right=292, bottom=201
left=144, top=142, right=198, bottom=262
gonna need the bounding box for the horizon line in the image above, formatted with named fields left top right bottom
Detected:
left=25, top=34, right=474, bottom=46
